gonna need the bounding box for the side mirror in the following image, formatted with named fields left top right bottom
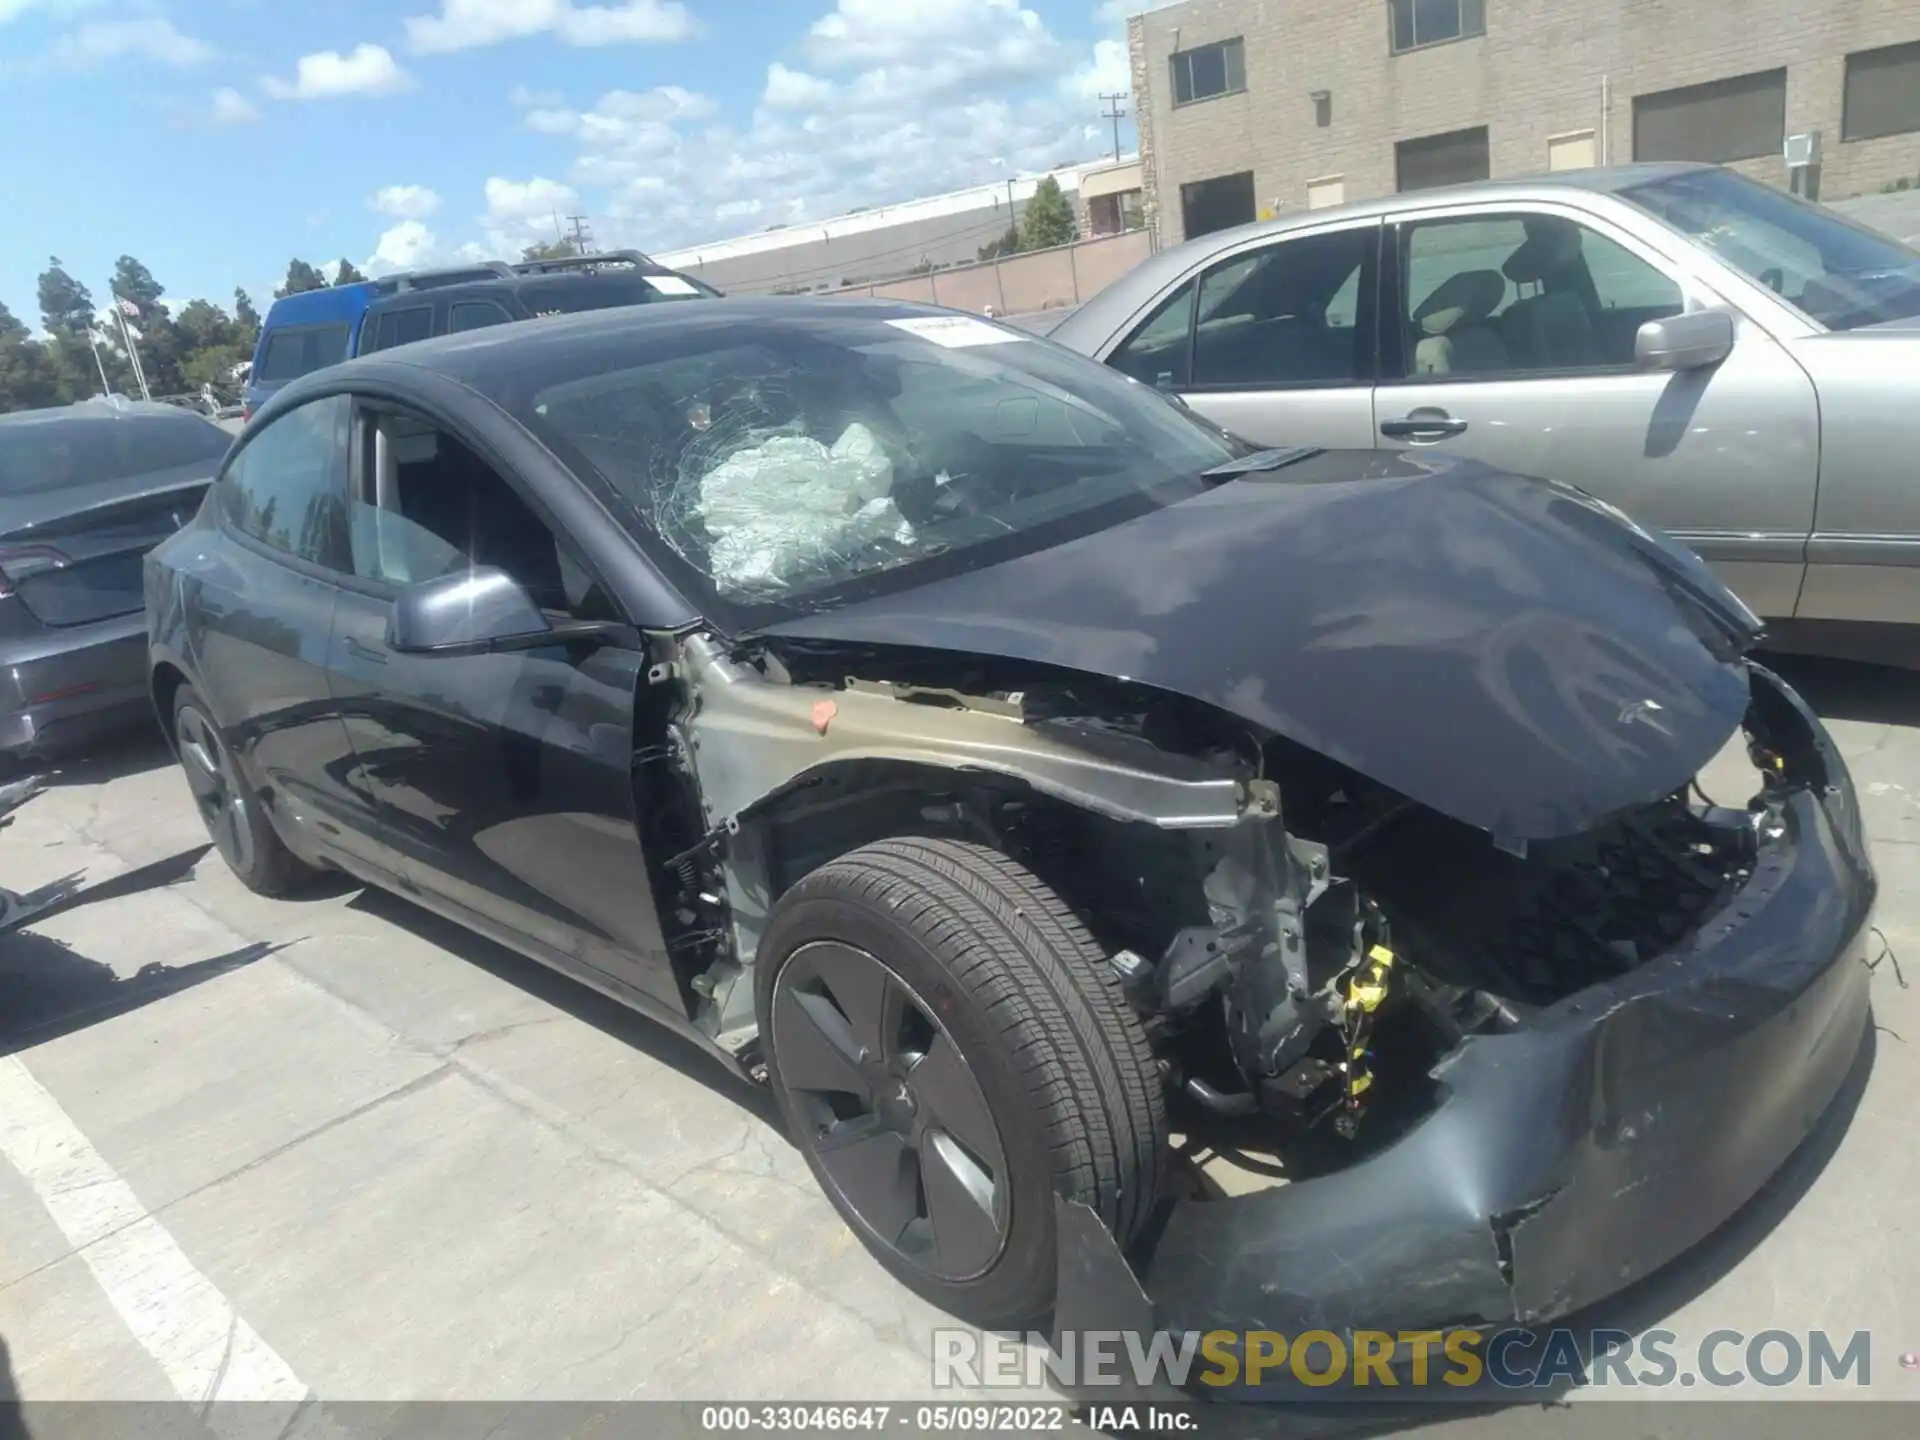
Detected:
left=387, top=567, right=552, bottom=656
left=1634, top=309, right=1736, bottom=372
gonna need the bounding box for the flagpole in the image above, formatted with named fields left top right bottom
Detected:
left=109, top=292, right=152, bottom=401
left=85, top=329, right=112, bottom=396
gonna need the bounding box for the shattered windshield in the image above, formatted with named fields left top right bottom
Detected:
left=1623, top=168, right=1920, bottom=331
left=515, top=311, right=1238, bottom=626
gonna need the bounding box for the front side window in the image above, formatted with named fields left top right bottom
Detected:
left=369, top=306, right=434, bottom=352
left=255, top=325, right=349, bottom=384
left=492, top=312, right=1239, bottom=628
left=348, top=410, right=610, bottom=618
left=1169, top=38, right=1245, bottom=106
left=449, top=300, right=514, bottom=333
left=1389, top=0, right=1485, bottom=54
left=1623, top=167, right=1920, bottom=331
left=1191, top=227, right=1373, bottom=388
left=220, top=395, right=350, bottom=567
left=1400, top=214, right=1681, bottom=377
left=1110, top=284, right=1197, bottom=388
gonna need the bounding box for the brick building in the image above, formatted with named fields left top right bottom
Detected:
left=1128, top=0, right=1920, bottom=246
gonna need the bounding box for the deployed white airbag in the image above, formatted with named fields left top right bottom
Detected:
left=697, top=422, right=916, bottom=591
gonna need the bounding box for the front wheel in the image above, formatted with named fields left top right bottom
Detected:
left=172, top=684, right=315, bottom=896
left=757, top=836, right=1166, bottom=1328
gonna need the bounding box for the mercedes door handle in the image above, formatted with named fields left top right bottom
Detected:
left=1380, top=416, right=1469, bottom=440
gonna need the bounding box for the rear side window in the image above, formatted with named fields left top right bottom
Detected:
left=367, top=306, right=434, bottom=352
left=220, top=395, right=351, bottom=569
left=0, top=414, right=232, bottom=494
left=256, top=325, right=350, bottom=383
left=449, top=300, right=514, bottom=333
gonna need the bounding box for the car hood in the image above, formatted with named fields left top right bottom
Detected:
left=759, top=449, right=1762, bottom=842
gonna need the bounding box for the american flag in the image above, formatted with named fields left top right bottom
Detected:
left=114, top=297, right=140, bottom=317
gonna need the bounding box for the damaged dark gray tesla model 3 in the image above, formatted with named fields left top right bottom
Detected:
left=144, top=298, right=1875, bottom=1348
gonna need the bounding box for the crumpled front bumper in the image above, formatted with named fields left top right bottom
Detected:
left=1054, top=664, right=1876, bottom=1391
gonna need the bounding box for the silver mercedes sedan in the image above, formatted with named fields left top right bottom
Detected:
left=1048, top=163, right=1920, bottom=664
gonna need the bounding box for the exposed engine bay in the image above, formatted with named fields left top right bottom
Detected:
left=634, top=627, right=1789, bottom=1163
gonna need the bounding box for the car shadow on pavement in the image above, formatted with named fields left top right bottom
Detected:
left=20, top=725, right=175, bottom=792
left=0, top=930, right=283, bottom=1060
left=343, top=883, right=782, bottom=1127
left=0, top=1335, right=26, bottom=1440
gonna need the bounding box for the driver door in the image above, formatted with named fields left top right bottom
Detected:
left=1370, top=204, right=1821, bottom=620
left=324, top=400, right=683, bottom=1015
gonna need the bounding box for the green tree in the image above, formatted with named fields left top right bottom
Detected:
left=976, top=226, right=1022, bottom=262
left=109, top=255, right=186, bottom=395
left=37, top=257, right=95, bottom=339
left=35, top=258, right=112, bottom=399
left=521, top=237, right=582, bottom=261
left=275, top=259, right=328, bottom=298
left=233, top=288, right=261, bottom=348
left=333, top=258, right=369, bottom=285
left=1018, top=177, right=1077, bottom=251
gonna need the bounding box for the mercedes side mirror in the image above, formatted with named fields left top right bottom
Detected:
left=1634, top=309, right=1736, bottom=372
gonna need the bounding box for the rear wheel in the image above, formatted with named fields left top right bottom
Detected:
left=757, top=836, right=1165, bottom=1327
left=172, top=684, right=314, bottom=896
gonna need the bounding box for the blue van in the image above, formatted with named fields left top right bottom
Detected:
left=244, top=252, right=718, bottom=421
left=242, top=282, right=375, bottom=421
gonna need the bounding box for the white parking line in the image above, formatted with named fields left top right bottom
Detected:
left=0, top=1054, right=310, bottom=1406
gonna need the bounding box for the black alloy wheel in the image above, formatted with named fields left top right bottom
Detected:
left=171, top=684, right=314, bottom=896
left=757, top=836, right=1166, bottom=1327
left=773, top=940, right=1010, bottom=1282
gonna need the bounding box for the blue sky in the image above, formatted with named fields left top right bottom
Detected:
left=0, top=0, right=1147, bottom=328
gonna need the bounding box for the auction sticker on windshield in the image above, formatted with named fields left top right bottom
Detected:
left=886, top=315, right=1025, bottom=348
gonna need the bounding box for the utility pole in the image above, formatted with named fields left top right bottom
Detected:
left=565, top=214, right=594, bottom=253
left=1099, top=92, right=1128, bottom=162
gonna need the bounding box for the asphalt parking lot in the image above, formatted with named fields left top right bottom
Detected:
left=3, top=654, right=1920, bottom=1430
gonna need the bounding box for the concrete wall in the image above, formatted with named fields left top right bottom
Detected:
left=825, top=231, right=1155, bottom=312
left=1133, top=0, right=1920, bottom=247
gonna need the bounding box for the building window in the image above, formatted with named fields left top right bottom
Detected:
left=1844, top=40, right=1920, bottom=142
left=1395, top=126, right=1490, bottom=192
left=1389, top=0, right=1485, bottom=55
left=1170, top=38, right=1246, bottom=107
left=1181, top=171, right=1257, bottom=238
left=1633, top=69, right=1786, bottom=164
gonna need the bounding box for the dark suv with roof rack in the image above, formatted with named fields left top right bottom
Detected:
left=245, top=251, right=720, bottom=417
left=359, top=249, right=722, bottom=355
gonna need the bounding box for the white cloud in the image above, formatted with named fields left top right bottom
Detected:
left=366, top=220, right=439, bottom=273
left=45, top=17, right=215, bottom=69
left=805, top=0, right=1053, bottom=72
left=405, top=0, right=695, bottom=53
left=370, top=184, right=443, bottom=219
left=209, top=86, right=260, bottom=126
left=369, top=2, right=1137, bottom=274
left=262, top=44, right=412, bottom=100
left=481, top=175, right=582, bottom=253
left=762, top=63, right=835, bottom=111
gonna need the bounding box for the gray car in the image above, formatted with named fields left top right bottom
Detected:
left=1, top=398, right=231, bottom=772
left=1050, top=162, right=1920, bottom=663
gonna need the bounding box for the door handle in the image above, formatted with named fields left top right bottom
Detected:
left=1380, top=415, right=1469, bottom=440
